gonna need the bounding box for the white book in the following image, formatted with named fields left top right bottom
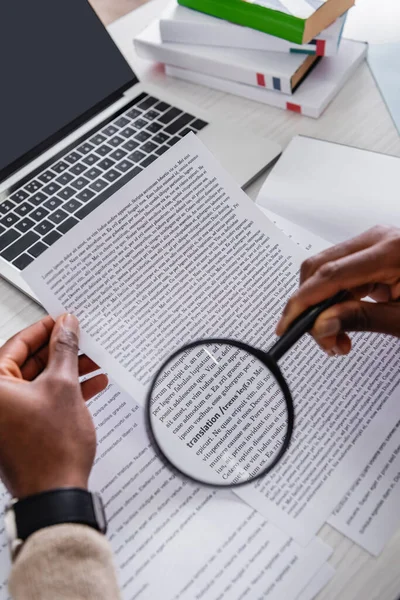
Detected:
left=160, top=1, right=346, bottom=57
left=165, top=39, right=367, bottom=118
left=135, top=21, right=319, bottom=95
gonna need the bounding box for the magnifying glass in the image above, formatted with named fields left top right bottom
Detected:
left=146, top=290, right=348, bottom=488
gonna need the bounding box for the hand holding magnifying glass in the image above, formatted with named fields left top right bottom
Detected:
left=146, top=290, right=348, bottom=488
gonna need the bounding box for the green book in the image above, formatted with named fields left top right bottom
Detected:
left=177, top=0, right=354, bottom=44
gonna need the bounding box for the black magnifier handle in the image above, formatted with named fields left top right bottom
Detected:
left=269, top=290, right=349, bottom=362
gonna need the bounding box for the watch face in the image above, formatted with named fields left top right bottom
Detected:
left=92, top=492, right=107, bottom=534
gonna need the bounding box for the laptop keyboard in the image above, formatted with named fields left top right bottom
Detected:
left=0, top=93, right=207, bottom=272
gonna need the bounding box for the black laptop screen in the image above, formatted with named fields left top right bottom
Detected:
left=0, top=0, right=137, bottom=182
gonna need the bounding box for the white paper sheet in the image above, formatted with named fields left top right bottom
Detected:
left=297, top=563, right=336, bottom=600
left=255, top=135, right=400, bottom=244
left=22, top=135, right=400, bottom=546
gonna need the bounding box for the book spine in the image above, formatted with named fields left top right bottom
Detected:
left=177, top=0, right=305, bottom=44
left=135, top=37, right=294, bottom=94
left=165, top=64, right=320, bottom=118
left=160, top=19, right=341, bottom=57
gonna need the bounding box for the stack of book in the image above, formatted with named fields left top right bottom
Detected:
left=134, top=0, right=368, bottom=118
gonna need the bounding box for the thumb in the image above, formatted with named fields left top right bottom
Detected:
left=46, top=314, right=80, bottom=378
left=313, top=300, right=400, bottom=341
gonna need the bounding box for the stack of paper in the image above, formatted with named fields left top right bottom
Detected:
left=134, top=1, right=366, bottom=118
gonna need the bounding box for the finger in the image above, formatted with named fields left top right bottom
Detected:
left=299, top=227, right=385, bottom=284
left=312, top=300, right=400, bottom=340
left=21, top=345, right=100, bottom=381
left=313, top=331, right=352, bottom=356
left=277, top=244, right=393, bottom=335
left=81, top=374, right=109, bottom=401
left=45, top=314, right=80, bottom=379
left=0, top=317, right=54, bottom=369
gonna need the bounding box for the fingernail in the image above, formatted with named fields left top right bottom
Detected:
left=325, top=349, right=335, bottom=357
left=332, top=345, right=343, bottom=356
left=315, top=318, right=341, bottom=339
left=63, top=313, right=79, bottom=334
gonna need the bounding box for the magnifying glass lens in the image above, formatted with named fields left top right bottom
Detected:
left=148, top=342, right=290, bottom=486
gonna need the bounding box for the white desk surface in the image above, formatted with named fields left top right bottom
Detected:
left=1, top=0, right=400, bottom=598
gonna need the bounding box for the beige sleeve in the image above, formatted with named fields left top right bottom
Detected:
left=9, top=524, right=121, bottom=600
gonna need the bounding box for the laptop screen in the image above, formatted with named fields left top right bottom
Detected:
left=0, top=0, right=137, bottom=183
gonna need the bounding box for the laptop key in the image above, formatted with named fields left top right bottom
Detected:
left=38, top=170, right=56, bottom=184
left=115, top=116, right=130, bottom=128
left=120, top=127, right=135, bottom=139
left=126, top=108, right=141, bottom=120
left=43, top=182, right=61, bottom=196
left=98, top=158, right=115, bottom=171
left=79, top=142, right=94, bottom=155
left=48, top=209, right=68, bottom=225
left=0, top=224, right=4, bottom=236
left=141, top=155, right=158, bottom=168
left=70, top=162, right=87, bottom=176
left=103, top=125, right=118, bottom=137
left=191, top=118, right=208, bottom=131
left=10, top=189, right=29, bottom=203
left=63, top=199, right=82, bottom=213
left=65, top=151, right=81, bottom=165
left=52, top=161, right=69, bottom=174
left=134, top=131, right=151, bottom=143
left=168, top=136, right=181, bottom=147
left=130, top=167, right=143, bottom=178
left=13, top=253, right=34, bottom=271
left=128, top=150, right=145, bottom=164
left=103, top=169, right=120, bottom=183
left=44, top=197, right=62, bottom=210
left=116, top=160, right=133, bottom=173
left=0, top=229, right=20, bottom=251
left=56, top=172, right=74, bottom=185
left=57, top=187, right=75, bottom=200
left=86, top=167, right=102, bottom=180
left=76, top=189, right=95, bottom=202
left=159, top=107, right=181, bottom=125
left=71, top=177, right=90, bottom=191
left=180, top=128, right=196, bottom=137
left=154, top=101, right=171, bottom=113
left=29, top=192, right=47, bottom=206
left=43, top=230, right=62, bottom=246
left=90, top=179, right=108, bottom=193
left=132, top=118, right=148, bottom=130
left=29, top=241, right=48, bottom=258
left=15, top=202, right=34, bottom=217
left=15, top=218, right=34, bottom=233
left=34, top=220, right=54, bottom=235
left=25, top=180, right=43, bottom=194
left=137, top=96, right=158, bottom=110
left=110, top=148, right=127, bottom=161
left=155, top=145, right=170, bottom=156
left=30, top=207, right=50, bottom=222
left=123, top=140, right=139, bottom=152
left=165, top=114, right=193, bottom=135
left=90, top=134, right=106, bottom=145
left=153, top=132, right=169, bottom=144
left=108, top=136, right=124, bottom=148
left=144, top=110, right=161, bottom=121
left=1, top=213, right=20, bottom=227
left=96, top=144, right=113, bottom=157
left=58, top=217, right=78, bottom=234
left=142, top=142, right=157, bottom=154
left=146, top=122, right=163, bottom=134
left=82, top=154, right=100, bottom=166
left=0, top=200, right=16, bottom=215
left=1, top=231, right=39, bottom=262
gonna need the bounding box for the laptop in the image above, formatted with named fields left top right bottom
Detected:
left=0, top=0, right=281, bottom=300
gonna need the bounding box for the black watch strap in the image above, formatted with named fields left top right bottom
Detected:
left=13, top=488, right=107, bottom=541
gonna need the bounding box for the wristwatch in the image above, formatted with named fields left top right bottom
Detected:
left=4, top=488, right=107, bottom=560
